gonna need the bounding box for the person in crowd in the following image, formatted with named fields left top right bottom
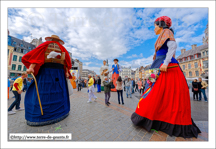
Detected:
left=116, top=76, right=124, bottom=105
left=88, top=74, right=97, bottom=103
left=93, top=76, right=96, bottom=88
left=103, top=77, right=113, bottom=106
left=198, top=77, right=208, bottom=102
left=71, top=72, right=76, bottom=89
left=137, top=78, right=142, bottom=95
left=22, top=77, right=27, bottom=92
left=8, top=72, right=28, bottom=115
left=77, top=76, right=83, bottom=92
left=26, top=78, right=32, bottom=89
left=131, top=78, right=135, bottom=94
left=97, top=76, right=101, bottom=93
left=192, top=79, right=199, bottom=101
left=123, top=78, right=126, bottom=91
left=135, top=78, right=139, bottom=92
left=125, top=77, right=132, bottom=98
left=8, top=77, right=10, bottom=99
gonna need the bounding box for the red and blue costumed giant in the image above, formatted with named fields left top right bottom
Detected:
left=22, top=35, right=72, bottom=126
left=131, top=16, right=201, bottom=138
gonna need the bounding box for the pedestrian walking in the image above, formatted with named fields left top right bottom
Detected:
left=198, top=77, right=208, bottom=102
left=137, top=79, right=142, bottom=95
left=125, top=78, right=132, bottom=98
left=192, top=79, right=199, bottom=101
left=77, top=76, right=83, bottom=91
left=103, top=77, right=113, bottom=106
left=116, top=76, right=124, bottom=104
left=8, top=72, right=28, bottom=115
left=88, top=74, right=97, bottom=103
left=93, top=76, right=96, bottom=88
left=22, top=77, right=27, bottom=92
left=97, top=76, right=101, bottom=93
left=131, top=78, right=135, bottom=94
left=135, top=78, right=138, bottom=92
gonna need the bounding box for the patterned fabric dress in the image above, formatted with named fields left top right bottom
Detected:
left=131, top=29, right=201, bottom=138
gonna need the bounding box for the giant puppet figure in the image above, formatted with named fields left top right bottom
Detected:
left=70, top=72, right=77, bottom=89
left=110, top=59, right=122, bottom=92
left=22, top=35, right=72, bottom=126
left=131, top=16, right=201, bottom=138
left=100, top=60, right=109, bottom=91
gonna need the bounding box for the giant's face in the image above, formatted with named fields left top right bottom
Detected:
left=114, top=60, right=118, bottom=64
left=103, top=61, right=106, bottom=65
left=154, top=23, right=162, bottom=35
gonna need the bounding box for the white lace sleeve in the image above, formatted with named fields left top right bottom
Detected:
left=163, top=41, right=177, bottom=66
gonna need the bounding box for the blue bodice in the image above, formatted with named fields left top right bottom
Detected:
left=156, top=39, right=178, bottom=64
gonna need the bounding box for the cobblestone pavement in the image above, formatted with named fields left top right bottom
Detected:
left=8, top=87, right=208, bottom=141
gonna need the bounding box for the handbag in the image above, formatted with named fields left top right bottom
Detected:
left=110, top=82, right=115, bottom=89
left=67, top=79, right=73, bottom=96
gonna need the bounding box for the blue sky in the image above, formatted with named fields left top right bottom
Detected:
left=8, top=8, right=208, bottom=74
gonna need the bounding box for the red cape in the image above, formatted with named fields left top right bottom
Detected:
left=22, top=41, right=72, bottom=79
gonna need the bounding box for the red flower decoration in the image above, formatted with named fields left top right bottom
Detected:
left=155, top=16, right=172, bottom=28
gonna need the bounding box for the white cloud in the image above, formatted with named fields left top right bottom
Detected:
left=127, top=53, right=143, bottom=59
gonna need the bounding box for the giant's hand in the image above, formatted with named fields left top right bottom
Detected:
left=27, top=68, right=34, bottom=74
left=160, top=64, right=168, bottom=72
left=66, top=72, right=69, bottom=78
left=153, top=54, right=156, bottom=61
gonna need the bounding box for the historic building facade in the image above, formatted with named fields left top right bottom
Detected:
left=8, top=34, right=36, bottom=78
left=176, top=23, right=208, bottom=78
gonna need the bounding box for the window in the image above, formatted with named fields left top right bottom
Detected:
left=28, top=47, right=31, bottom=50
left=194, top=54, right=197, bottom=59
left=16, top=47, right=21, bottom=53
left=13, top=55, right=17, bottom=61
left=183, top=72, right=186, bottom=76
left=23, top=66, right=27, bottom=71
left=206, top=51, right=208, bottom=55
left=203, top=60, right=208, bottom=68
left=18, top=65, right=22, bottom=71
left=203, top=52, right=205, bottom=56
left=19, top=56, right=22, bottom=62
left=12, top=42, right=16, bottom=46
left=188, top=56, right=190, bottom=60
left=182, top=65, right=185, bottom=70
left=189, top=71, right=192, bottom=77
left=20, top=44, right=23, bottom=47
left=10, top=73, right=15, bottom=77
left=21, top=49, right=24, bottom=53
left=12, top=64, right=16, bottom=70
left=188, top=64, right=191, bottom=69
left=195, top=71, right=199, bottom=76
left=24, top=50, right=27, bottom=54
left=194, top=62, right=198, bottom=68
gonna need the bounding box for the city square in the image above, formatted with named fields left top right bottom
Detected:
left=2, top=3, right=214, bottom=149
left=8, top=87, right=208, bottom=141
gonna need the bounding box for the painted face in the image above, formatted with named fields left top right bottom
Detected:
left=154, top=23, right=163, bottom=35
left=114, top=60, right=118, bottom=64
left=103, top=61, right=106, bottom=65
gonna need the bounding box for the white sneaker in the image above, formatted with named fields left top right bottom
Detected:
left=94, top=98, right=97, bottom=102
left=87, top=101, right=92, bottom=103
left=15, top=108, right=25, bottom=111
left=8, top=111, right=16, bottom=115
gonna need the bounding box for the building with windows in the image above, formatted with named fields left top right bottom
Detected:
left=176, top=23, right=208, bottom=78
left=81, top=69, right=96, bottom=79
left=176, top=44, right=208, bottom=78
left=119, top=66, right=132, bottom=79
left=8, top=34, right=36, bottom=78
left=135, top=68, right=139, bottom=80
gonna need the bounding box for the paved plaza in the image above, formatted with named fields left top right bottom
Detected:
left=8, top=87, right=208, bottom=141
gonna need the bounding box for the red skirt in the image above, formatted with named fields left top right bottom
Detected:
left=131, top=63, right=201, bottom=138
left=111, top=72, right=119, bottom=92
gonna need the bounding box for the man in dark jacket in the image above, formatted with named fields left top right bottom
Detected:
left=103, top=77, right=113, bottom=106
left=77, top=77, right=83, bottom=91
left=131, top=78, right=135, bottom=94
left=97, top=76, right=101, bottom=93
